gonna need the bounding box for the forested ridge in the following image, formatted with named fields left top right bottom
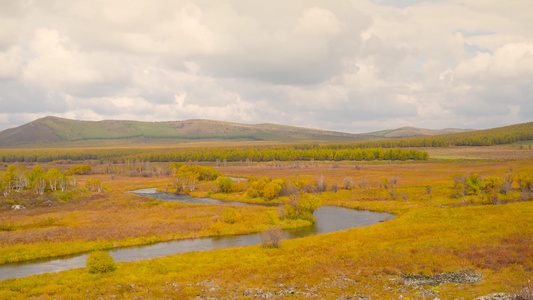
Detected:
left=347, top=121, right=533, bottom=148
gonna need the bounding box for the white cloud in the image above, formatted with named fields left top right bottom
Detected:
left=455, top=42, right=533, bottom=84
left=22, top=29, right=129, bottom=92
left=0, top=0, right=532, bottom=132
left=0, top=47, right=22, bottom=79
left=295, top=7, right=342, bottom=36
left=57, top=92, right=258, bottom=124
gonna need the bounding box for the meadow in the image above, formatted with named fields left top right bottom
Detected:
left=0, top=145, right=532, bottom=299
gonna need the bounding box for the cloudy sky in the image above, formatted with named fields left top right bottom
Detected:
left=0, top=0, right=532, bottom=133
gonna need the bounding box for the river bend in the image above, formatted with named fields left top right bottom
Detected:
left=0, top=189, right=393, bottom=280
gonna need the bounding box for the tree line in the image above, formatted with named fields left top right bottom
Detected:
left=130, top=147, right=428, bottom=162
left=0, top=146, right=428, bottom=163
left=0, top=164, right=75, bottom=196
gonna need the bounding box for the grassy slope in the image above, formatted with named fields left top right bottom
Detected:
left=2, top=117, right=531, bottom=150
left=364, top=126, right=470, bottom=138
left=0, top=117, right=370, bottom=148
left=410, top=122, right=533, bottom=146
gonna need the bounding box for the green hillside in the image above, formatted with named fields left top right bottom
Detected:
left=350, top=122, right=533, bottom=148
left=0, top=117, right=371, bottom=148
left=363, top=126, right=471, bottom=138
left=2, top=116, right=529, bottom=150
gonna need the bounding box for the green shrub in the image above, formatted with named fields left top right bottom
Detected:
left=283, top=204, right=297, bottom=219
left=217, top=177, right=233, bottom=193
left=282, top=193, right=321, bottom=223
left=86, top=251, right=116, bottom=273
left=223, top=208, right=242, bottom=224
left=466, top=173, right=485, bottom=195
left=69, top=164, right=92, bottom=175
left=297, top=211, right=316, bottom=223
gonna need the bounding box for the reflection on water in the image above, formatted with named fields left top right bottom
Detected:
left=0, top=189, right=394, bottom=281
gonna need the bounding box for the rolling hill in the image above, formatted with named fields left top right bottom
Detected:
left=363, top=126, right=472, bottom=138
left=0, top=116, right=371, bottom=148
left=0, top=116, right=499, bottom=149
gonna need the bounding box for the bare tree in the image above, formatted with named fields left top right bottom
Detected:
left=357, top=180, right=368, bottom=190
left=262, top=226, right=283, bottom=248
left=33, top=177, right=46, bottom=195
left=342, top=177, right=354, bottom=190
left=382, top=177, right=399, bottom=200
left=316, top=175, right=328, bottom=193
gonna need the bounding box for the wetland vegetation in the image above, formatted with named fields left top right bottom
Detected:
left=1, top=125, right=532, bottom=299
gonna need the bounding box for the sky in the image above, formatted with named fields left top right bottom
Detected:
left=0, top=0, right=532, bottom=133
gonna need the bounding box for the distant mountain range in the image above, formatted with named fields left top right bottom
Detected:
left=0, top=116, right=471, bottom=148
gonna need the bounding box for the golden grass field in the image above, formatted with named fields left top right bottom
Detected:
left=0, top=146, right=532, bottom=299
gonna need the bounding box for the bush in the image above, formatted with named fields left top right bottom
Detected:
left=245, top=177, right=287, bottom=200
left=263, top=181, right=283, bottom=200
left=86, top=251, right=117, bottom=273
left=261, top=226, right=283, bottom=248
left=316, top=175, right=328, bottom=192
left=466, top=173, right=485, bottom=195
left=298, top=211, right=316, bottom=223
left=223, top=208, right=242, bottom=224
left=217, top=177, right=233, bottom=193
left=282, top=193, right=321, bottom=223
left=357, top=180, right=368, bottom=190
left=297, top=194, right=321, bottom=214
left=69, top=164, right=92, bottom=175
left=342, top=177, right=354, bottom=190
left=283, top=204, right=298, bottom=219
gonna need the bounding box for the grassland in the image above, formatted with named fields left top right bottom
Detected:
left=424, top=145, right=533, bottom=161
left=513, top=140, right=533, bottom=147
left=0, top=146, right=532, bottom=299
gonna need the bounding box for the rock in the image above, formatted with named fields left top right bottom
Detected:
left=515, top=287, right=532, bottom=299
left=11, top=205, right=25, bottom=210
left=473, top=293, right=513, bottom=300
left=400, top=270, right=482, bottom=286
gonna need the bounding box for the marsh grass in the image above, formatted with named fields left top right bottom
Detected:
left=1, top=158, right=533, bottom=299
left=0, top=188, right=310, bottom=264
left=2, top=201, right=532, bottom=299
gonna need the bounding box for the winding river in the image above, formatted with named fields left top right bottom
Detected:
left=0, top=189, right=393, bottom=281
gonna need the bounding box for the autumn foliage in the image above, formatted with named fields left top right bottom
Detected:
left=86, top=251, right=116, bottom=273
